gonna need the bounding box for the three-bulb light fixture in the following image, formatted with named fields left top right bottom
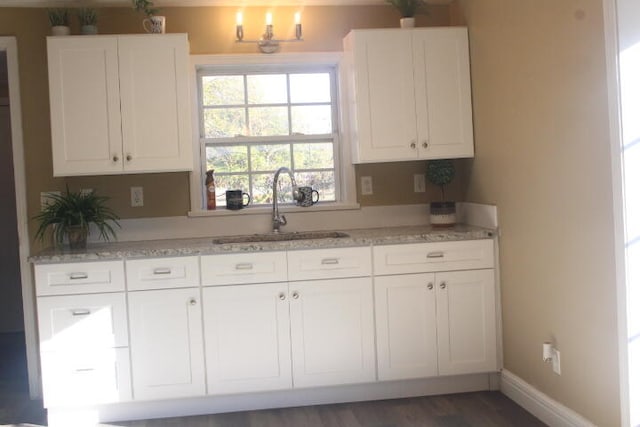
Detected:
left=236, top=11, right=303, bottom=54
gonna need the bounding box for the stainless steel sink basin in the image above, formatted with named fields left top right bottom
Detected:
left=211, top=231, right=350, bottom=245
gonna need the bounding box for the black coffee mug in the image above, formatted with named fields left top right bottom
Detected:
left=225, top=190, right=251, bottom=210
left=296, top=186, right=320, bottom=207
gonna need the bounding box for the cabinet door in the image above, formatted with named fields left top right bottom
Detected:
left=202, top=283, right=292, bottom=394
left=413, top=28, right=474, bottom=159
left=436, top=269, right=497, bottom=375
left=289, top=277, right=375, bottom=388
left=47, top=36, right=123, bottom=176
left=347, top=30, right=418, bottom=162
left=128, top=288, right=205, bottom=400
left=374, top=273, right=438, bottom=380
left=118, top=34, right=193, bottom=173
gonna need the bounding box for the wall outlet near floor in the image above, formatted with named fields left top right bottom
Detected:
left=361, top=176, right=373, bottom=195
left=40, top=191, right=61, bottom=210
left=131, top=186, right=144, bottom=207
left=414, top=173, right=426, bottom=193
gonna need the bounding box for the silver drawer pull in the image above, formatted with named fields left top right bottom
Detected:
left=71, top=309, right=91, bottom=316
left=153, top=268, right=172, bottom=275
left=427, top=252, right=445, bottom=259
left=235, top=263, right=254, bottom=270
left=321, top=258, right=339, bottom=265
left=69, top=272, right=89, bottom=280
left=75, top=368, right=95, bottom=372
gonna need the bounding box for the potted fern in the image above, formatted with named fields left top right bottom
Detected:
left=34, top=188, right=120, bottom=250
left=77, top=8, right=98, bottom=35
left=385, top=0, right=426, bottom=27
left=427, top=159, right=457, bottom=227
left=48, top=8, right=71, bottom=36
left=132, top=0, right=165, bottom=33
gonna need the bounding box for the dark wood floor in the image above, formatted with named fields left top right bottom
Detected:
left=0, top=333, right=546, bottom=427
left=119, top=392, right=547, bottom=427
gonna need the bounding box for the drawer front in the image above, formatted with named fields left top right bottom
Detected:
left=41, top=347, right=132, bottom=408
left=35, top=260, right=125, bottom=296
left=126, top=256, right=200, bottom=291
left=287, top=247, right=372, bottom=281
left=37, top=293, right=129, bottom=351
left=373, top=240, right=494, bottom=275
left=201, top=252, right=287, bottom=286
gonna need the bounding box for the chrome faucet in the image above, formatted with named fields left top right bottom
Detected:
left=272, top=167, right=303, bottom=233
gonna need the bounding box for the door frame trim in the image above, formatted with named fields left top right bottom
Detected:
left=0, top=36, right=39, bottom=398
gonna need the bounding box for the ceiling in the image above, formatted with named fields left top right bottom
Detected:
left=0, top=0, right=451, bottom=6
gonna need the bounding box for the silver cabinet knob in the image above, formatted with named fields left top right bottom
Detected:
left=292, top=291, right=300, bottom=299
left=410, top=141, right=416, bottom=149
left=427, top=283, right=434, bottom=290
left=126, top=154, right=132, bottom=161
left=189, top=298, right=197, bottom=306
left=279, top=293, right=286, bottom=301
left=440, top=282, right=446, bottom=290
left=112, top=155, right=119, bottom=162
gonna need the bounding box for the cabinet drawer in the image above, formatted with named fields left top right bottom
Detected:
left=373, top=240, right=493, bottom=275
left=41, top=347, right=132, bottom=408
left=37, top=292, right=129, bottom=352
left=35, top=260, right=125, bottom=296
left=201, top=252, right=287, bottom=286
left=126, top=256, right=199, bottom=291
left=287, top=247, right=372, bottom=281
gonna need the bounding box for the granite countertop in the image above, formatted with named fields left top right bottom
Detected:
left=29, top=224, right=496, bottom=264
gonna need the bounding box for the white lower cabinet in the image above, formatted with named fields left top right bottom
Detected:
left=127, top=288, right=205, bottom=400
left=289, top=277, right=376, bottom=388
left=202, top=282, right=292, bottom=394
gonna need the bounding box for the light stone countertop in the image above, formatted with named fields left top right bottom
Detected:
left=29, top=224, right=496, bottom=264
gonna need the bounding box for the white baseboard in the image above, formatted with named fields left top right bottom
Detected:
left=500, top=369, right=596, bottom=427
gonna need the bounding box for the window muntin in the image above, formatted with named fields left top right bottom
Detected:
left=198, top=67, right=339, bottom=207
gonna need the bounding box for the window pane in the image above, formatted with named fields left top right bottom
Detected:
left=290, top=73, right=331, bottom=103
left=206, top=145, right=248, bottom=173
left=204, top=108, right=246, bottom=138
left=250, top=144, right=291, bottom=172
left=247, top=74, right=287, bottom=104
left=295, top=171, right=336, bottom=202
left=214, top=175, right=250, bottom=207
left=293, top=143, right=334, bottom=169
left=202, top=75, right=244, bottom=106
left=291, top=105, right=332, bottom=135
left=249, top=107, right=289, bottom=136
left=251, top=173, right=275, bottom=205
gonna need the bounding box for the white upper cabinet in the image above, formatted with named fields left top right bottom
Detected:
left=343, top=27, right=474, bottom=163
left=47, top=34, right=193, bottom=176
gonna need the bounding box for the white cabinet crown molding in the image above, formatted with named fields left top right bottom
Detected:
left=0, top=0, right=451, bottom=7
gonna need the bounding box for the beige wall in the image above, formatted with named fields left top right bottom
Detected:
left=0, top=6, right=458, bottom=248
left=453, top=1, right=620, bottom=425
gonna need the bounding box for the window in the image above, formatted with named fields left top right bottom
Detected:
left=197, top=64, right=340, bottom=207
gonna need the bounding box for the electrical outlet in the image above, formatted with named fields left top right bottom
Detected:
left=552, top=349, right=561, bottom=375
left=361, top=176, right=373, bottom=195
left=80, top=188, right=93, bottom=196
left=414, top=174, right=426, bottom=193
left=130, top=186, right=144, bottom=207
left=40, top=191, right=61, bottom=210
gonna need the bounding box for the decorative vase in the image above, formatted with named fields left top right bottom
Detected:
left=400, top=17, right=415, bottom=28
left=81, top=25, right=98, bottom=35
left=430, top=201, right=456, bottom=227
left=66, top=225, right=88, bottom=250
left=51, top=25, right=71, bottom=36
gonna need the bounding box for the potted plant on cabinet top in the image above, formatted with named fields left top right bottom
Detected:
left=48, top=8, right=71, bottom=36
left=427, top=159, right=457, bottom=227
left=132, top=0, right=165, bottom=34
left=34, top=188, right=120, bottom=250
left=77, top=8, right=98, bottom=35
left=385, top=0, right=427, bottom=28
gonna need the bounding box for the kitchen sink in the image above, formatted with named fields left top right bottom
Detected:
left=211, top=231, right=350, bottom=245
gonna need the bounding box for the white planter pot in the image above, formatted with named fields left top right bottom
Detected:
left=400, top=17, right=415, bottom=28
left=51, top=26, right=71, bottom=36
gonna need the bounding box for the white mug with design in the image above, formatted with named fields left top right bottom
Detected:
left=143, top=15, right=166, bottom=34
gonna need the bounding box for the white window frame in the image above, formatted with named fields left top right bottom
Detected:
left=188, top=53, right=357, bottom=216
